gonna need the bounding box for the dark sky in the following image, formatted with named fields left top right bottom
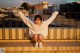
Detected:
left=0, top=0, right=67, bottom=8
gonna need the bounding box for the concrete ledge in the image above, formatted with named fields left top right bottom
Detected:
left=1, top=47, right=80, bottom=52
left=0, top=40, right=80, bottom=42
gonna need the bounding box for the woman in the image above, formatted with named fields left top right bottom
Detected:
left=18, top=11, right=58, bottom=48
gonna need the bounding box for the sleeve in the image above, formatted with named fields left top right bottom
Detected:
left=43, top=11, right=59, bottom=25
left=18, top=12, right=34, bottom=28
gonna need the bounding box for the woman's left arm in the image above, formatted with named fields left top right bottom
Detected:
left=43, top=11, right=59, bottom=25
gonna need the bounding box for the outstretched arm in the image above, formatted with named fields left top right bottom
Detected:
left=43, top=11, right=59, bottom=25
left=18, top=12, right=34, bottom=28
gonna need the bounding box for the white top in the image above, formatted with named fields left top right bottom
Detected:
left=18, top=11, right=59, bottom=37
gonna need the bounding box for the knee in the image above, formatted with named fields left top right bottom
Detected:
left=38, top=35, right=44, bottom=40
left=32, top=34, right=38, bottom=40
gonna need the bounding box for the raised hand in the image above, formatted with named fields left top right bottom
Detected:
left=12, top=10, right=20, bottom=17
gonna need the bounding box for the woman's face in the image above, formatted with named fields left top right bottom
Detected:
left=34, top=17, right=41, bottom=24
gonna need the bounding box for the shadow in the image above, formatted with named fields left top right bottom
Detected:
left=24, top=32, right=35, bottom=46
left=24, top=32, right=30, bottom=39
left=30, top=39, right=35, bottom=47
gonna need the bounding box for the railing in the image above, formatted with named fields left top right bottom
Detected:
left=0, top=27, right=80, bottom=40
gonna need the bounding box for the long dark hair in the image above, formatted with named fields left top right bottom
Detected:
left=34, top=15, right=42, bottom=21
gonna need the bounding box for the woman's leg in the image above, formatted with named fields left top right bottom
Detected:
left=38, top=34, right=44, bottom=48
left=38, top=34, right=44, bottom=42
left=32, top=34, right=38, bottom=42
left=32, top=34, right=38, bottom=48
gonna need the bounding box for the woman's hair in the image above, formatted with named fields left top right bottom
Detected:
left=34, top=15, right=42, bottom=21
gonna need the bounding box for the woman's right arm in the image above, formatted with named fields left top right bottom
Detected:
left=18, top=12, right=34, bottom=28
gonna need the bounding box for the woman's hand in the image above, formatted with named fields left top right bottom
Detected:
left=52, top=11, right=59, bottom=16
left=13, top=10, right=20, bottom=17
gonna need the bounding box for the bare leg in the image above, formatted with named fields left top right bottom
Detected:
left=32, top=34, right=38, bottom=48
left=32, top=34, right=38, bottom=42
left=38, top=34, right=44, bottom=48
left=38, top=34, right=44, bottom=42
